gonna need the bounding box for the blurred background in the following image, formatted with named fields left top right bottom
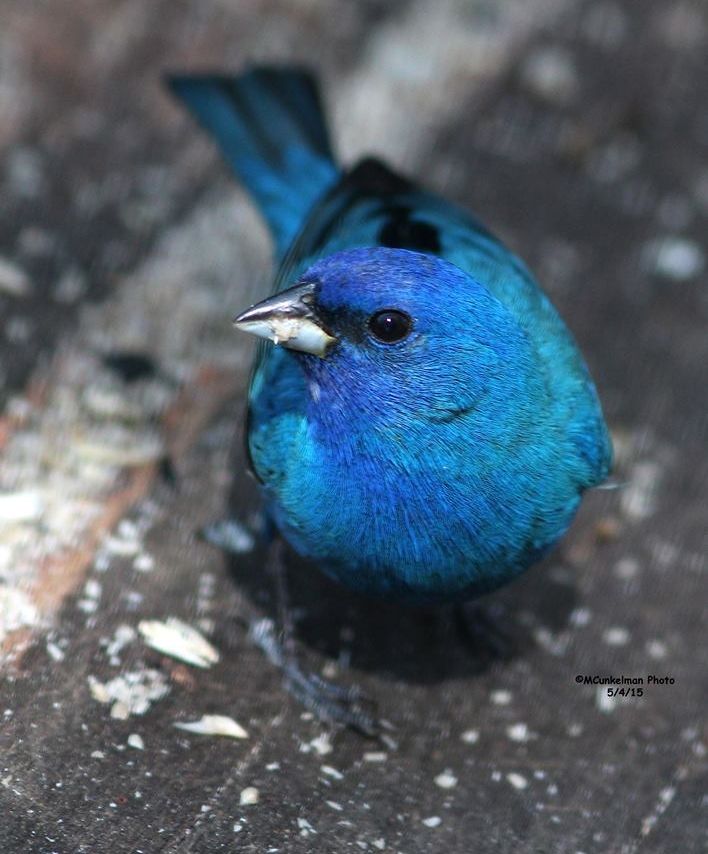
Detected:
left=0, top=1, right=706, bottom=852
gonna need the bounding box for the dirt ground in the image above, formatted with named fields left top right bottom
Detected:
left=0, top=1, right=706, bottom=852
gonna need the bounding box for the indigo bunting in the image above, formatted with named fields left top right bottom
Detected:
left=169, top=67, right=611, bottom=726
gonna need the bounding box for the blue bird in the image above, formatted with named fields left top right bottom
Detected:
left=169, top=67, right=612, bottom=727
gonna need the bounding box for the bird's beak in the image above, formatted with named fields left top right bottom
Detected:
left=232, top=282, right=337, bottom=357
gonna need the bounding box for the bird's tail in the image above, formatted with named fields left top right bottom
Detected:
left=167, top=67, right=339, bottom=255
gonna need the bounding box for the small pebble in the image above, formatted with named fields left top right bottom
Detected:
left=461, top=729, right=479, bottom=744
left=127, top=733, right=144, bottom=750
left=422, top=816, right=441, bottom=828
left=491, top=689, right=512, bottom=705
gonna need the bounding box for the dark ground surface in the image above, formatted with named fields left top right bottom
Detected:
left=0, top=1, right=707, bottom=852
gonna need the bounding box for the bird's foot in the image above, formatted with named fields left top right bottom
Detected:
left=249, top=618, right=382, bottom=737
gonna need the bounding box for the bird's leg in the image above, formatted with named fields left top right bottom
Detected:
left=253, top=537, right=382, bottom=736
left=200, top=518, right=382, bottom=734
left=453, top=600, right=516, bottom=662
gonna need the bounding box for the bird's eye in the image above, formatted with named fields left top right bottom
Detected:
left=367, top=309, right=413, bottom=344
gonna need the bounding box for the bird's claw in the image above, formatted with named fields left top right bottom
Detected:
left=283, top=663, right=381, bottom=737
left=249, top=616, right=382, bottom=736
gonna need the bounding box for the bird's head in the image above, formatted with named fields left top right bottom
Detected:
left=234, top=246, right=543, bottom=431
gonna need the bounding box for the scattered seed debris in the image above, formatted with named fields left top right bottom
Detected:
left=603, top=626, right=630, bottom=646
left=201, top=518, right=256, bottom=554
left=596, top=687, right=617, bottom=714
left=422, top=816, right=441, bottom=828
left=461, top=728, right=479, bottom=745
left=642, top=236, right=705, bottom=281
left=491, top=689, right=512, bottom=705
left=0, top=586, right=41, bottom=644
left=506, top=723, right=532, bottom=743
left=104, top=624, right=137, bottom=665
left=297, top=817, right=316, bottom=836
left=321, top=765, right=344, bottom=780
left=139, top=617, right=219, bottom=669
left=641, top=785, right=677, bottom=837
left=73, top=428, right=164, bottom=467
left=309, top=733, right=333, bottom=756
left=615, top=557, right=640, bottom=580
left=88, top=669, right=170, bottom=719
left=133, top=553, right=155, bottom=573
left=77, top=597, right=99, bottom=615
left=103, top=534, right=141, bottom=558
left=0, top=490, right=44, bottom=522
left=569, top=607, right=592, bottom=628
left=174, top=715, right=248, bottom=739
left=84, top=579, right=102, bottom=600
left=434, top=769, right=457, bottom=789
left=621, top=460, right=663, bottom=521
left=240, top=786, right=260, bottom=806
left=54, top=268, right=88, bottom=304
left=520, top=45, right=579, bottom=105
left=0, top=256, right=31, bottom=296
left=646, top=639, right=668, bottom=660
left=46, top=641, right=65, bottom=662
left=363, top=752, right=387, bottom=763
left=507, top=772, right=528, bottom=790
left=127, top=733, right=144, bottom=750
left=326, top=800, right=343, bottom=811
